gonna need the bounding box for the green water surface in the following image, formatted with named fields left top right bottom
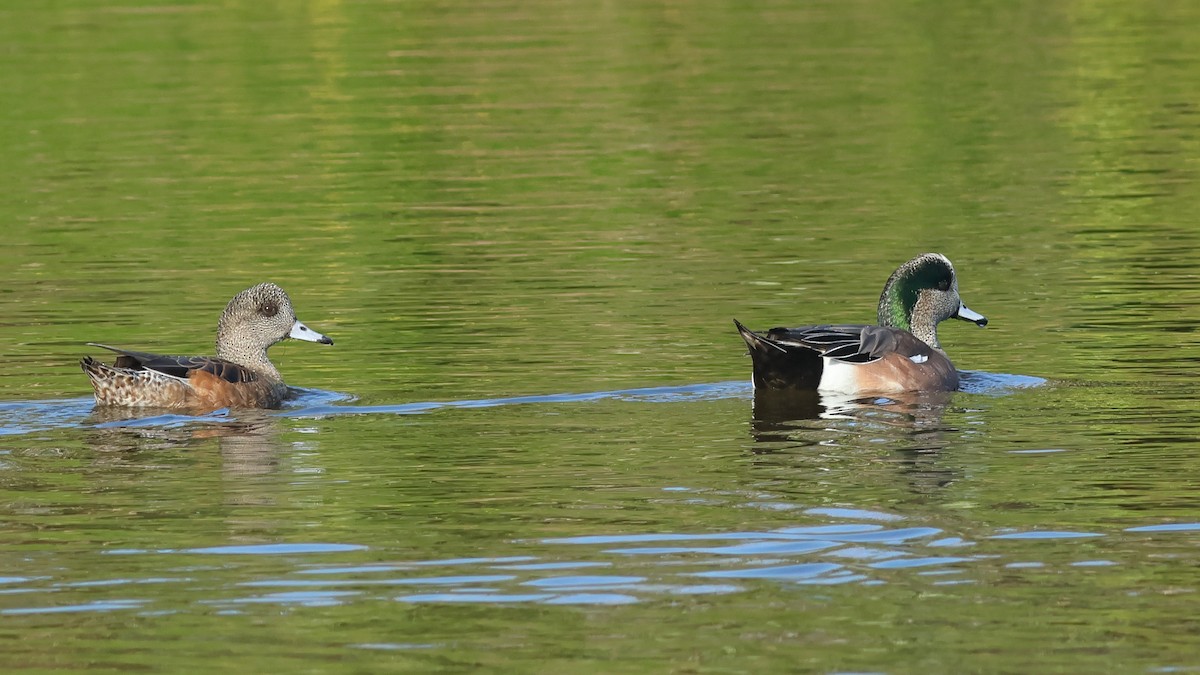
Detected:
left=2, top=0, right=1200, bottom=672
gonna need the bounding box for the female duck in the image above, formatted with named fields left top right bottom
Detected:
left=82, top=282, right=333, bottom=410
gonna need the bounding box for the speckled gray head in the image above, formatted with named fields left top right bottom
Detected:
left=876, top=253, right=987, bottom=349
left=215, top=282, right=332, bottom=367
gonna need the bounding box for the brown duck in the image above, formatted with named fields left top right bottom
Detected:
left=82, top=282, right=333, bottom=410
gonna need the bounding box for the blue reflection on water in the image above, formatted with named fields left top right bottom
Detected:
left=1, top=370, right=1045, bottom=434
left=7, top=513, right=1197, bottom=615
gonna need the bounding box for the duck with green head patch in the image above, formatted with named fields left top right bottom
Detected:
left=734, top=253, right=987, bottom=394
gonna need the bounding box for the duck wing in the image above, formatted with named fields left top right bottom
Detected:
left=735, top=322, right=924, bottom=364
left=86, top=343, right=260, bottom=384
left=765, top=324, right=924, bottom=363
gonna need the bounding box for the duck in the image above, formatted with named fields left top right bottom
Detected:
left=81, top=282, right=333, bottom=410
left=734, top=253, right=987, bottom=394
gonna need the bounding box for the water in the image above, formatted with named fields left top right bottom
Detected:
left=3, top=0, right=1200, bottom=672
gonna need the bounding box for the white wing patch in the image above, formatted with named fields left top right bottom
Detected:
left=909, top=353, right=929, bottom=364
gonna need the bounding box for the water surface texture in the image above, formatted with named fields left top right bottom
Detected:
left=3, top=1, right=1200, bottom=672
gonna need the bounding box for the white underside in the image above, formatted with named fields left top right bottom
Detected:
left=817, top=358, right=862, bottom=395
left=819, top=353, right=934, bottom=395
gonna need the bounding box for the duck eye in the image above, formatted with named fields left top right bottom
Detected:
left=936, top=278, right=951, bottom=292
left=261, top=302, right=279, bottom=317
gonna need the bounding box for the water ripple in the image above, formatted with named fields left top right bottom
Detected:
left=2, top=513, right=1194, bottom=614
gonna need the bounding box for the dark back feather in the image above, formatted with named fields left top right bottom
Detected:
left=88, top=344, right=259, bottom=384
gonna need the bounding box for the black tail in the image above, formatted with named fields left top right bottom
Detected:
left=734, top=319, right=785, bottom=355
left=732, top=319, right=823, bottom=390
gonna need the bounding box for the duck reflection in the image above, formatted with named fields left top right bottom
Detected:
left=751, top=387, right=953, bottom=428
left=748, top=387, right=961, bottom=491
left=79, top=408, right=322, bottom=543
left=84, top=407, right=285, bottom=482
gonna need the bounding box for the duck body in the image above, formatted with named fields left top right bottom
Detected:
left=734, top=253, right=987, bottom=395
left=82, top=345, right=292, bottom=409
left=734, top=322, right=960, bottom=394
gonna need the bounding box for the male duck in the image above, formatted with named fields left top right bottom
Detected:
left=734, top=253, right=987, bottom=394
left=82, top=282, right=333, bottom=410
